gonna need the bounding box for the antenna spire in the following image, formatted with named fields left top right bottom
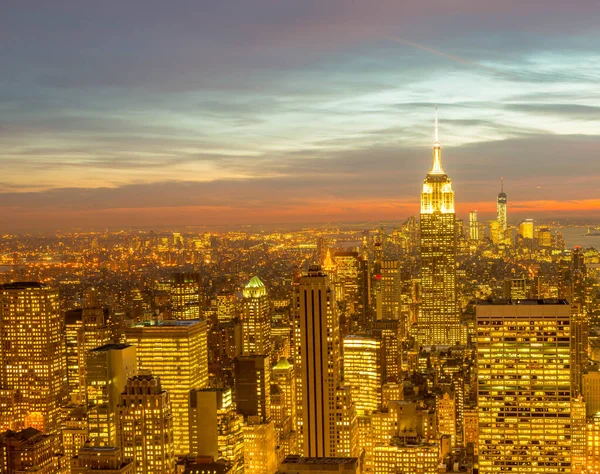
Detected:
left=501, top=176, right=504, bottom=193
left=434, top=104, right=439, bottom=144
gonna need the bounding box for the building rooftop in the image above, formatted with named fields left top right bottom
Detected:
left=130, top=319, right=201, bottom=328
left=90, top=343, right=132, bottom=352
left=0, top=282, right=48, bottom=290
left=477, top=298, right=569, bottom=305
left=280, top=456, right=358, bottom=465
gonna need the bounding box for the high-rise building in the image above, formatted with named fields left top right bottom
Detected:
left=378, top=260, right=400, bottom=320
left=476, top=300, right=572, bottom=473
left=86, top=343, right=137, bottom=446
left=125, top=319, right=208, bottom=455
left=469, top=210, right=479, bottom=241
left=272, top=358, right=297, bottom=456
left=170, top=273, right=203, bottom=320
left=372, top=320, right=401, bottom=382
left=518, top=219, right=534, bottom=239
left=117, top=374, right=175, bottom=474
left=217, top=292, right=237, bottom=324
left=0, top=282, right=67, bottom=435
left=295, top=266, right=354, bottom=457
left=418, top=111, right=463, bottom=346
left=188, top=388, right=244, bottom=474
left=343, top=335, right=382, bottom=415
left=497, top=177, right=507, bottom=244
left=242, top=420, right=278, bottom=474
left=435, top=390, right=456, bottom=447
left=242, top=276, right=271, bottom=356
left=61, top=405, right=88, bottom=469
left=373, top=441, right=439, bottom=474
left=234, top=355, right=271, bottom=422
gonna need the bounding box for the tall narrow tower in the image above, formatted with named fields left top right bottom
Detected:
left=497, top=177, right=507, bottom=244
left=418, top=109, right=463, bottom=346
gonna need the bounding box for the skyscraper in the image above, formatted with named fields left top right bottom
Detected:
left=295, top=265, right=343, bottom=457
left=125, top=319, right=208, bottom=455
left=418, top=110, right=462, bottom=346
left=469, top=210, right=479, bottom=241
left=170, top=272, right=203, bottom=320
left=343, top=335, right=382, bottom=415
left=86, top=343, right=137, bottom=446
left=117, top=374, right=175, bottom=474
left=476, top=300, right=572, bottom=473
left=242, top=276, right=271, bottom=356
left=497, top=177, right=507, bottom=244
left=234, top=355, right=271, bottom=422
left=0, top=282, right=67, bottom=435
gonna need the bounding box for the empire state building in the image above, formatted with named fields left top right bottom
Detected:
left=418, top=110, right=463, bottom=346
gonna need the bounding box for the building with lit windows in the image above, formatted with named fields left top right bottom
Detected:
left=188, top=388, right=244, bottom=474
left=243, top=419, right=278, bottom=474
left=295, top=266, right=345, bottom=457
left=469, top=211, right=479, bottom=241
left=343, top=336, right=382, bottom=415
left=71, top=444, right=134, bottom=473
left=242, top=276, right=271, bottom=356
left=117, top=375, right=175, bottom=474
left=518, top=219, right=534, bottom=239
left=0, top=427, right=61, bottom=474
left=418, top=112, right=463, bottom=346
left=234, top=355, right=271, bottom=422
left=436, top=390, right=456, bottom=447
left=378, top=260, right=400, bottom=320
left=372, top=320, right=401, bottom=381
left=0, top=282, right=67, bottom=435
left=497, top=178, right=507, bottom=244
left=587, top=414, right=600, bottom=471
left=125, top=319, right=208, bottom=455
left=476, top=300, right=572, bottom=473
left=217, top=292, right=237, bottom=323
left=170, top=272, right=203, bottom=320
left=61, top=405, right=88, bottom=469
left=276, top=455, right=359, bottom=474
left=272, top=358, right=297, bottom=456
left=86, top=344, right=137, bottom=446
left=373, top=440, right=439, bottom=474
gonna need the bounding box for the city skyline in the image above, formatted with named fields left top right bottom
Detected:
left=2, top=1, right=600, bottom=232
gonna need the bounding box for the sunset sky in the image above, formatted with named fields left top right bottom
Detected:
left=2, top=1, right=600, bottom=231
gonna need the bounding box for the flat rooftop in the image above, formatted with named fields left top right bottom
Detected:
left=0, top=282, right=48, bottom=290
left=280, top=456, right=358, bottom=465
left=477, top=298, right=569, bottom=305
left=90, top=343, right=132, bottom=352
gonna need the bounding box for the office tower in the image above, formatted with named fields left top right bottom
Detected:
left=462, top=405, right=478, bottom=455
left=582, top=371, right=600, bottom=417
left=295, top=265, right=340, bottom=456
left=272, top=358, right=297, bottom=456
left=117, top=375, right=175, bottom=474
left=373, top=320, right=401, bottom=381
left=518, top=219, right=534, bottom=239
left=170, top=272, right=203, bottom=320
left=587, top=414, right=600, bottom=471
left=242, top=421, right=278, bottom=474
left=418, top=111, right=462, bottom=346
left=86, top=344, right=137, bottom=446
left=378, top=260, right=400, bottom=320
left=469, top=210, right=479, bottom=241
left=125, top=319, right=208, bottom=455
left=476, top=300, right=572, bottom=473
left=373, top=441, right=439, bottom=474
left=571, top=398, right=586, bottom=474
left=242, top=276, right=271, bottom=356
left=571, top=306, right=588, bottom=397
left=497, top=177, right=507, bottom=243
left=188, top=388, right=244, bottom=474
left=436, top=390, right=456, bottom=447
left=0, top=428, right=61, bottom=473
left=234, top=355, right=271, bottom=422
left=277, top=455, right=360, bottom=474
left=72, top=444, right=134, bottom=473
left=503, top=278, right=530, bottom=300
left=343, top=335, right=382, bottom=415
left=331, top=387, right=359, bottom=457
left=61, top=405, right=88, bottom=468
left=0, top=282, right=67, bottom=435
left=217, top=292, right=237, bottom=323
